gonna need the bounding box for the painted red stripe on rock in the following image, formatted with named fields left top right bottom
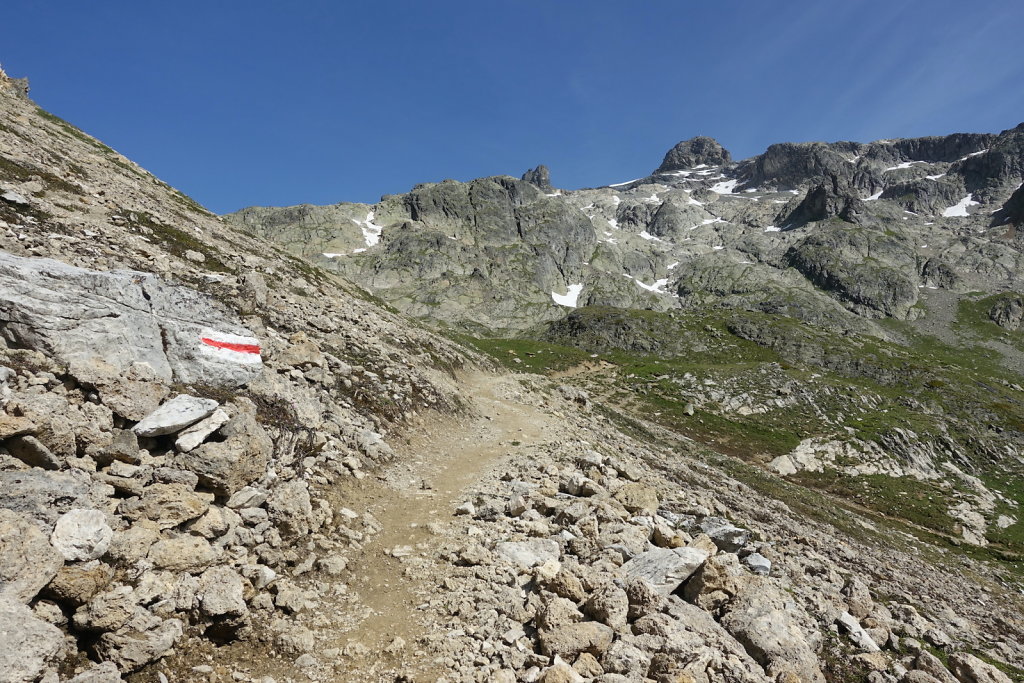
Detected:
left=201, top=338, right=261, bottom=354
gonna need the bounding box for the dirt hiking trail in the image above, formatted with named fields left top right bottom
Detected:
left=328, top=370, right=557, bottom=680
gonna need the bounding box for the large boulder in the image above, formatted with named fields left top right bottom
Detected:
left=197, top=566, right=247, bottom=618
left=538, top=621, right=615, bottom=659
left=721, top=585, right=826, bottom=683
left=988, top=294, right=1024, bottom=331
left=50, top=508, right=113, bottom=561
left=495, top=539, right=561, bottom=570
left=0, top=509, right=64, bottom=603
left=119, top=483, right=212, bottom=530
left=0, top=251, right=262, bottom=387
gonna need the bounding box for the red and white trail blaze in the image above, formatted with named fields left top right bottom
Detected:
left=199, top=329, right=262, bottom=365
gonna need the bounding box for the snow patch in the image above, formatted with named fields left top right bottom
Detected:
left=865, top=191, right=884, bottom=201
left=609, top=178, right=642, bottom=187
left=764, top=226, right=782, bottom=232
left=639, top=231, right=663, bottom=242
left=710, top=179, right=739, bottom=194
left=354, top=211, right=383, bottom=247
left=884, top=161, right=923, bottom=171
left=635, top=278, right=670, bottom=294
left=552, top=284, right=584, bottom=308
left=942, top=194, right=979, bottom=217
left=958, top=149, right=988, bottom=161
left=925, top=173, right=946, bottom=180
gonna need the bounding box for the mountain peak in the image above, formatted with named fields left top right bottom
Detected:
left=655, top=136, right=731, bottom=173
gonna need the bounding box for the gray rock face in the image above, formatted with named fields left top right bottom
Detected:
left=837, top=611, right=882, bottom=652
left=132, top=395, right=219, bottom=437
left=5, top=434, right=60, bottom=469
left=783, top=176, right=870, bottom=227
left=742, top=552, right=771, bottom=576
left=655, top=136, right=732, bottom=173
left=0, top=251, right=262, bottom=387
left=786, top=225, right=919, bottom=319
left=994, top=182, right=1024, bottom=226
left=0, top=595, right=66, bottom=683
left=948, top=652, right=1013, bottom=683
left=50, top=508, right=113, bottom=561
left=742, top=141, right=860, bottom=191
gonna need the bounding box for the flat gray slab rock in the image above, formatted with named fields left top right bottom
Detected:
left=836, top=611, right=881, bottom=653
left=495, top=539, right=560, bottom=569
left=0, top=251, right=262, bottom=387
left=132, top=395, right=219, bottom=437
left=175, top=408, right=230, bottom=452
left=620, top=546, right=709, bottom=595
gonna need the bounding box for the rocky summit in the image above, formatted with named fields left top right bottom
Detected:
left=1, top=64, right=1023, bottom=683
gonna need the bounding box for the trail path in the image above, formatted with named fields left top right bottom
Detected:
left=329, top=370, right=556, bottom=680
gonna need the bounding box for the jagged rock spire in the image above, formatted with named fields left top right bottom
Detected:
left=521, top=165, right=553, bottom=192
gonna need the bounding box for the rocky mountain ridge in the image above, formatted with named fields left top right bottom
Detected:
left=1, top=65, right=1023, bottom=683
left=229, top=124, right=1024, bottom=336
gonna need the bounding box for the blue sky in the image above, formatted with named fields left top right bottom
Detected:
left=3, top=1, right=1023, bottom=213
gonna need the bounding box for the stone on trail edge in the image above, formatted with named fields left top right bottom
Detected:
left=132, top=395, right=219, bottom=437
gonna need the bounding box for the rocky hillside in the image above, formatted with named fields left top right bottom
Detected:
left=2, top=65, right=1024, bottom=683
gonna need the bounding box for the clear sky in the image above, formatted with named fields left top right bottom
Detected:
left=3, top=1, right=1023, bottom=214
